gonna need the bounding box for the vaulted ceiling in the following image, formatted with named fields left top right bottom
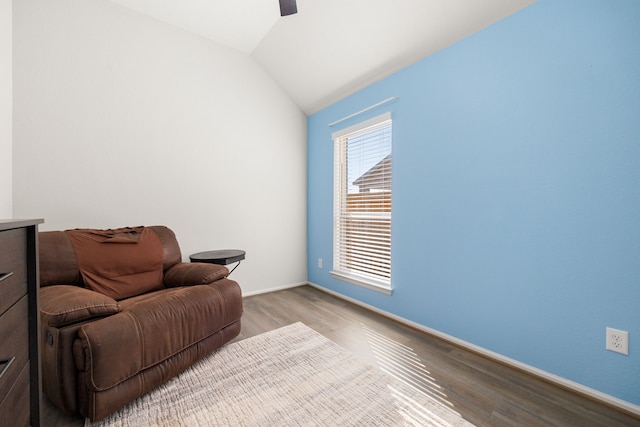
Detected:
left=107, top=0, right=536, bottom=114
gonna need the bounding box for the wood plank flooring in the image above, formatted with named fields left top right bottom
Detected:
left=43, top=285, right=640, bottom=426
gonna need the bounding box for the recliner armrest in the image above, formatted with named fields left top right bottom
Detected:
left=40, top=285, right=121, bottom=328
left=163, top=262, right=229, bottom=287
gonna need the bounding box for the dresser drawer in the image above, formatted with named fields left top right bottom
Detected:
left=0, top=295, right=29, bottom=400
left=0, top=360, right=30, bottom=427
left=0, top=228, right=28, bottom=316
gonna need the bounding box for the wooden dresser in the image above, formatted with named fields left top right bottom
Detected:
left=0, top=219, right=43, bottom=427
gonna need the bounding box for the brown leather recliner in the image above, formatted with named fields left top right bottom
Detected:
left=38, top=226, right=243, bottom=422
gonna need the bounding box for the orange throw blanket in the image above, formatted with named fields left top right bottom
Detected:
left=65, top=226, right=164, bottom=300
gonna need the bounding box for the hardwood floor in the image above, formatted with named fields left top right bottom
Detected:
left=43, top=285, right=640, bottom=426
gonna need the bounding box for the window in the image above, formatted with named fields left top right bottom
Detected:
left=332, top=113, right=392, bottom=294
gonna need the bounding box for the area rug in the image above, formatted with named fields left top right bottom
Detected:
left=87, top=322, right=474, bottom=426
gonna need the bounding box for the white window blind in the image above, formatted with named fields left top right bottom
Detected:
left=332, top=113, right=392, bottom=293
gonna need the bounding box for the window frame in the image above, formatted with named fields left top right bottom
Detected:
left=331, top=112, right=393, bottom=295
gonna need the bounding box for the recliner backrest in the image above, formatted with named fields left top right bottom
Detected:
left=39, top=225, right=182, bottom=288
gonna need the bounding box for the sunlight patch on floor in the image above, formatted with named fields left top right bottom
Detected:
left=362, top=324, right=469, bottom=426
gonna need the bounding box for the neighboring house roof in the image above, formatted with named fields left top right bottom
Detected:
left=353, top=154, right=392, bottom=192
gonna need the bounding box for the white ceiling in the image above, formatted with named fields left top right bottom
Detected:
left=107, top=0, right=536, bottom=114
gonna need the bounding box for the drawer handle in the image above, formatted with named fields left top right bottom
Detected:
left=0, top=272, right=13, bottom=283
left=0, top=357, right=15, bottom=380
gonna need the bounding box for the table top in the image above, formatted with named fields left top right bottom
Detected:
left=189, top=249, right=245, bottom=265
left=0, top=218, right=44, bottom=231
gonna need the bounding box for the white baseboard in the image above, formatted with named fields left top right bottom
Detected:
left=241, top=282, right=306, bottom=297
left=306, top=282, right=640, bottom=418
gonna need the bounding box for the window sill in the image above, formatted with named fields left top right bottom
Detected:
left=330, top=271, right=393, bottom=295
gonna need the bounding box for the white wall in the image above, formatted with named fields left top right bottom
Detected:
left=13, top=0, right=308, bottom=294
left=0, top=0, right=11, bottom=217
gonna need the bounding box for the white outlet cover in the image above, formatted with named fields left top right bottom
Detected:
left=606, top=327, right=629, bottom=355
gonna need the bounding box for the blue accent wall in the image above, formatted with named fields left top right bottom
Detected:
left=307, top=0, right=640, bottom=405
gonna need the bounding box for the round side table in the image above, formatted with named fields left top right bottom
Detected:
left=189, top=249, right=246, bottom=276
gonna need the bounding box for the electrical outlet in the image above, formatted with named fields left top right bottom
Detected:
left=318, top=258, right=323, bottom=269
left=606, top=327, right=629, bottom=355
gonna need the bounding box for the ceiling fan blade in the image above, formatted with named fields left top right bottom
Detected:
left=279, top=0, right=297, bottom=16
